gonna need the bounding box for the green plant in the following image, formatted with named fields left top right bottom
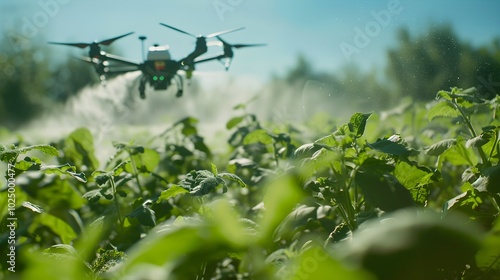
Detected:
left=1, top=86, right=500, bottom=279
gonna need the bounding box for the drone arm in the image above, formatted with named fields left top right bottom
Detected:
left=106, top=67, right=141, bottom=74
left=103, top=53, right=141, bottom=67
left=193, top=54, right=227, bottom=64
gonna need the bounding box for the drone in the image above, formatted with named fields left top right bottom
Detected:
left=49, top=23, right=265, bottom=99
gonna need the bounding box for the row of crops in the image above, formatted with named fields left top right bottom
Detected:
left=1, top=87, right=500, bottom=279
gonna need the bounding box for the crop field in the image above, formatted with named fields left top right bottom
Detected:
left=2, top=1, right=500, bottom=279
left=1, top=85, right=500, bottom=279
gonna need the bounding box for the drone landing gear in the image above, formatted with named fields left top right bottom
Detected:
left=139, top=76, right=146, bottom=99
left=174, top=74, right=183, bottom=98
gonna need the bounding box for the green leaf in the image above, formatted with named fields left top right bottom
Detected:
left=63, top=128, right=99, bottom=170
left=29, top=213, right=77, bottom=244
left=355, top=169, right=414, bottom=212
left=190, top=135, right=211, bottom=156
left=285, top=245, right=374, bottom=280
left=93, top=173, right=111, bottom=186
left=42, top=163, right=87, bottom=183
left=367, top=138, right=417, bottom=156
left=20, top=144, right=59, bottom=157
left=190, top=176, right=224, bottom=196
left=219, top=172, right=246, bottom=187
left=126, top=148, right=160, bottom=174
left=226, top=116, right=245, bottom=129
left=424, top=139, right=457, bottom=156
left=427, top=100, right=460, bottom=121
left=260, top=176, right=304, bottom=240
left=348, top=112, right=372, bottom=138
left=436, top=90, right=453, bottom=100
left=128, top=201, right=156, bottom=227
left=177, top=117, right=198, bottom=136
left=208, top=199, right=254, bottom=247
left=243, top=129, right=274, bottom=145
left=439, top=138, right=478, bottom=167
left=156, top=185, right=189, bottom=203
left=43, top=244, right=79, bottom=257
left=21, top=201, right=44, bottom=213
left=210, top=163, right=218, bottom=176
left=342, top=210, right=481, bottom=279
left=444, top=187, right=497, bottom=226
left=273, top=205, right=316, bottom=241
left=112, top=161, right=129, bottom=176
left=394, top=161, right=439, bottom=189
left=15, top=156, right=42, bottom=171
left=83, top=189, right=104, bottom=203
left=91, top=250, right=127, bottom=275
left=0, top=144, right=59, bottom=163
left=479, top=164, right=500, bottom=193
left=409, top=186, right=430, bottom=205
left=475, top=216, right=500, bottom=273
left=117, top=226, right=204, bottom=275
left=179, top=169, right=215, bottom=190
left=466, top=132, right=492, bottom=148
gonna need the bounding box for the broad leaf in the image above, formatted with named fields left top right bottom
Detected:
left=348, top=112, right=372, bottom=138
left=367, top=138, right=417, bottom=156
left=219, top=172, right=246, bottom=187
left=424, top=139, right=457, bottom=156
left=427, top=101, right=460, bottom=121
left=156, top=185, right=189, bottom=203
left=63, top=128, right=99, bottom=170
left=226, top=116, right=245, bottom=129
left=42, top=163, right=87, bottom=183
left=243, top=129, right=274, bottom=145
left=128, top=200, right=156, bottom=227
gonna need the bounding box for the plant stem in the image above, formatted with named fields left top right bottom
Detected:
left=330, top=156, right=357, bottom=231
left=129, top=154, right=145, bottom=194
left=110, top=178, right=123, bottom=225
left=452, top=99, right=489, bottom=166
left=489, top=130, right=499, bottom=161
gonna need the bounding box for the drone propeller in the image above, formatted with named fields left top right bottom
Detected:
left=211, top=36, right=266, bottom=49
left=159, top=23, right=244, bottom=39
left=48, top=32, right=134, bottom=49
left=216, top=36, right=265, bottom=63
left=49, top=32, right=134, bottom=58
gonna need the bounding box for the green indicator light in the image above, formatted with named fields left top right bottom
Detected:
left=159, top=76, right=165, bottom=81
left=153, top=76, right=158, bottom=81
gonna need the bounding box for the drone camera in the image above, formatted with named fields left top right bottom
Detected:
left=153, top=76, right=165, bottom=81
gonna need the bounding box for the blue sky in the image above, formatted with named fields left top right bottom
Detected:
left=2, top=0, right=500, bottom=81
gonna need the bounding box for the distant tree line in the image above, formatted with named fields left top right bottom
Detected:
left=0, top=33, right=97, bottom=129
left=273, top=25, right=500, bottom=113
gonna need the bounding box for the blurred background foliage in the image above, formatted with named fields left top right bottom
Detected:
left=1, top=24, right=500, bottom=129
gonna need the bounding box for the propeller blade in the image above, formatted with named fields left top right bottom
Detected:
left=98, top=32, right=135, bottom=46
left=233, top=43, right=267, bottom=49
left=206, top=27, right=245, bottom=38
left=49, top=32, right=134, bottom=49
left=160, top=23, right=197, bottom=38
left=215, top=36, right=266, bottom=49
left=48, top=42, right=89, bottom=49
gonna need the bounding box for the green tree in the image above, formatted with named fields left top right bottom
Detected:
left=0, top=34, right=53, bottom=128
left=386, top=25, right=500, bottom=101
left=0, top=32, right=98, bottom=128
